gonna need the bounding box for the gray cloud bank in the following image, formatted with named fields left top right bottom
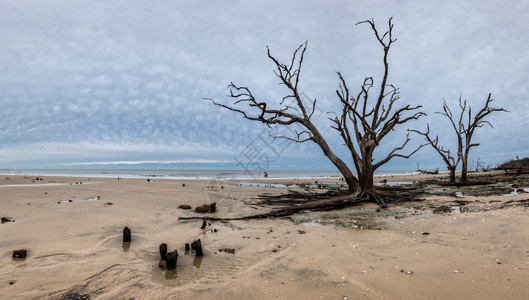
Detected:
left=0, top=0, right=527, bottom=169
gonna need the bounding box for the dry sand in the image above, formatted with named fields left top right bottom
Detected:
left=0, top=174, right=528, bottom=299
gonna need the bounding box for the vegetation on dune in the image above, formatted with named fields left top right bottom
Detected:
left=498, top=157, right=529, bottom=171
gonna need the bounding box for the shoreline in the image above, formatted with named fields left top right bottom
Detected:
left=0, top=168, right=424, bottom=181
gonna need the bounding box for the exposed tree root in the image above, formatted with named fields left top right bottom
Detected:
left=255, top=189, right=345, bottom=206
left=178, top=188, right=423, bottom=221
left=359, top=192, right=388, bottom=208
left=359, top=187, right=423, bottom=209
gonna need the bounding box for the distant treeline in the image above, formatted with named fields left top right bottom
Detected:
left=498, top=157, right=529, bottom=170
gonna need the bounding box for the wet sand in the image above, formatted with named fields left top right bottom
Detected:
left=0, top=174, right=528, bottom=299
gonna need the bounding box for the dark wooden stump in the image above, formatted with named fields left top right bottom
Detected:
left=210, top=202, right=216, bottom=213
left=185, top=243, right=190, bottom=251
left=201, top=219, right=207, bottom=229
left=191, top=239, right=203, bottom=257
left=166, top=250, right=178, bottom=270
left=123, top=226, right=131, bottom=242
left=12, top=250, right=27, bottom=259
left=159, top=243, right=168, bottom=260
left=195, top=204, right=211, bottom=213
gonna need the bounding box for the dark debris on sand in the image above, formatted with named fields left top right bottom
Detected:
left=58, top=291, right=91, bottom=300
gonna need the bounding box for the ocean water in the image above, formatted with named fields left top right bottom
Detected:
left=0, top=169, right=418, bottom=180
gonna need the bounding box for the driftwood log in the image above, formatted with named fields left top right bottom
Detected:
left=179, top=188, right=422, bottom=221
left=180, top=194, right=353, bottom=221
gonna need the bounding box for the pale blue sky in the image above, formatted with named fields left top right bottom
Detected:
left=0, top=0, right=527, bottom=170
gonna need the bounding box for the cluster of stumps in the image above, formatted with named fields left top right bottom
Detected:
left=122, top=226, right=203, bottom=271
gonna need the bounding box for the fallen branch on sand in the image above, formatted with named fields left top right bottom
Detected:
left=178, top=188, right=423, bottom=221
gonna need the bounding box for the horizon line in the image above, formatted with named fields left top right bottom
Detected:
left=59, top=159, right=235, bottom=166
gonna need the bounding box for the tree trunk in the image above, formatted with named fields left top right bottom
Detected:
left=461, top=149, right=469, bottom=182
left=361, top=164, right=375, bottom=193
left=323, top=150, right=358, bottom=193
left=449, top=168, right=456, bottom=183
left=307, top=122, right=359, bottom=193
left=359, top=150, right=375, bottom=193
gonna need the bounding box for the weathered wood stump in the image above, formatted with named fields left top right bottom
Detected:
left=195, top=204, right=211, bottom=213
left=159, top=243, right=168, bottom=260
left=1, top=217, right=13, bottom=223
left=123, top=226, right=131, bottom=242
left=201, top=219, right=207, bottom=229
left=12, top=250, right=27, bottom=259
left=166, top=250, right=178, bottom=270
left=191, top=239, right=203, bottom=257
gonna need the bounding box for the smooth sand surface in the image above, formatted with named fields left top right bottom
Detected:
left=1, top=174, right=528, bottom=299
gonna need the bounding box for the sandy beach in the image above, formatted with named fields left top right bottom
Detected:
left=1, top=173, right=528, bottom=299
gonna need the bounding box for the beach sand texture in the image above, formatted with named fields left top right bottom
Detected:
left=1, top=175, right=528, bottom=299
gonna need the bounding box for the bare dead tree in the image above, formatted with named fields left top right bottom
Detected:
left=474, top=158, right=492, bottom=172
left=330, top=18, right=426, bottom=205
left=410, top=124, right=460, bottom=183
left=205, top=42, right=360, bottom=193
left=410, top=98, right=465, bottom=183
left=414, top=94, right=506, bottom=183
left=460, top=93, right=506, bottom=181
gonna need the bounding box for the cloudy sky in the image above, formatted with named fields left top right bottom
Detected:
left=1, top=0, right=527, bottom=170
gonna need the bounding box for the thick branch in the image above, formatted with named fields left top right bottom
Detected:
left=373, top=132, right=427, bottom=170
left=409, top=125, right=460, bottom=169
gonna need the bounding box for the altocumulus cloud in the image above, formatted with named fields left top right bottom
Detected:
left=0, top=0, right=528, bottom=169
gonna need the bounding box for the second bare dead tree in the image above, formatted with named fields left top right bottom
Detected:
left=412, top=94, right=506, bottom=183
left=410, top=99, right=464, bottom=183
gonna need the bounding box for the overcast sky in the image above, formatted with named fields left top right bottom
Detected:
left=1, top=0, right=527, bottom=170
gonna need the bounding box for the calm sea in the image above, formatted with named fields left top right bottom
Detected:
left=0, top=169, right=418, bottom=180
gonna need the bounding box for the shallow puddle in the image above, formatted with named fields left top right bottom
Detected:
left=375, top=181, right=415, bottom=187
left=506, top=187, right=529, bottom=195
left=150, top=252, right=206, bottom=286
left=236, top=182, right=295, bottom=188
left=101, top=236, right=148, bottom=251
left=149, top=248, right=252, bottom=287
